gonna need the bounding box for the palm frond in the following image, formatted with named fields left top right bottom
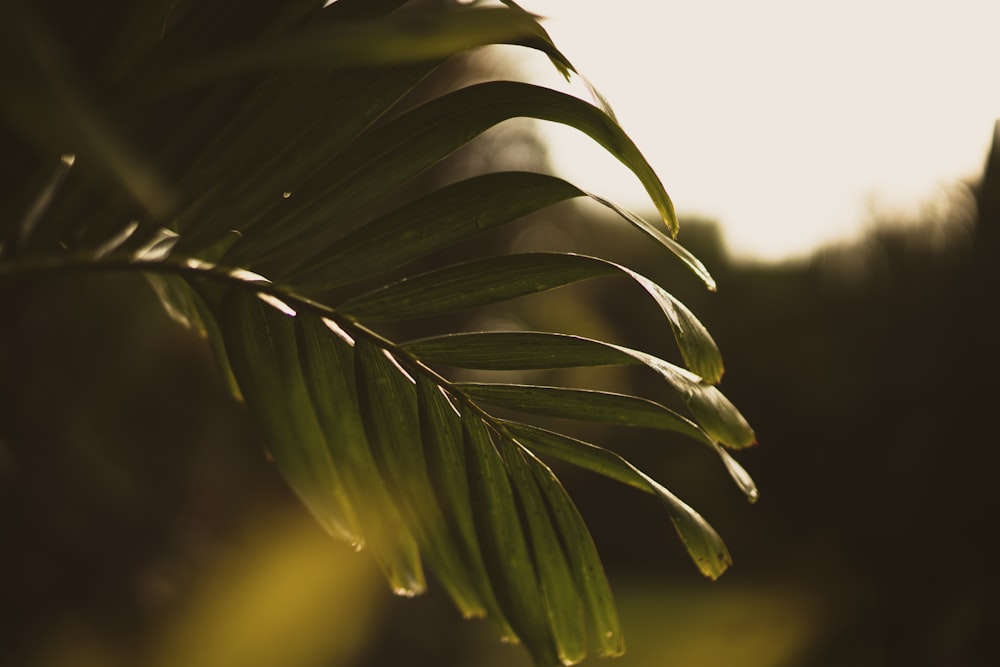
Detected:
left=0, top=1, right=757, bottom=664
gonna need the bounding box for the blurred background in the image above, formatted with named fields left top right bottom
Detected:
left=525, top=0, right=1000, bottom=263
left=2, top=2, right=1000, bottom=666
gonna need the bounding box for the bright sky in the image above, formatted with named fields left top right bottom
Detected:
left=518, top=1, right=1000, bottom=261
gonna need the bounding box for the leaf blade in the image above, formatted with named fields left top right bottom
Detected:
left=219, top=289, right=361, bottom=544
left=297, top=315, right=426, bottom=595
left=352, top=338, right=434, bottom=597
left=402, top=331, right=638, bottom=370
left=523, top=449, right=624, bottom=657
left=405, top=332, right=754, bottom=449
left=339, top=252, right=617, bottom=320
left=416, top=377, right=516, bottom=633
left=294, top=173, right=585, bottom=287
left=248, top=81, right=678, bottom=257
left=499, top=440, right=587, bottom=665
left=343, top=250, right=723, bottom=381
left=459, top=382, right=709, bottom=444
left=505, top=422, right=732, bottom=580
left=468, top=382, right=757, bottom=502
left=462, top=410, right=559, bottom=664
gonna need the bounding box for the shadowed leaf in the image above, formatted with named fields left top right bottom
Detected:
left=220, top=289, right=360, bottom=543
left=504, top=422, right=733, bottom=580
left=342, top=251, right=721, bottom=379
left=405, top=332, right=753, bottom=449
left=297, top=316, right=426, bottom=595
left=462, top=410, right=559, bottom=665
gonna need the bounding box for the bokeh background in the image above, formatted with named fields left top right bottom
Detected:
left=2, top=6, right=999, bottom=666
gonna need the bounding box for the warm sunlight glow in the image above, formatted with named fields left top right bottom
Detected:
left=522, top=0, right=1000, bottom=261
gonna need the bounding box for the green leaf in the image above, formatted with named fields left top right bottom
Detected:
left=525, top=450, right=624, bottom=658
left=588, top=194, right=716, bottom=291
left=246, top=81, right=677, bottom=259
left=462, top=382, right=757, bottom=503
left=343, top=251, right=723, bottom=382
left=498, top=441, right=587, bottom=665
left=373, top=80, right=676, bottom=235
left=296, top=316, right=426, bottom=596
left=356, top=337, right=520, bottom=611
left=219, top=288, right=361, bottom=543
left=504, top=422, right=732, bottom=580
left=351, top=338, right=430, bottom=597
left=416, top=377, right=516, bottom=635
left=339, top=252, right=617, bottom=319
left=612, top=264, right=724, bottom=383
left=405, top=332, right=754, bottom=449
left=716, top=447, right=759, bottom=504
left=495, top=0, right=570, bottom=72
left=462, top=410, right=559, bottom=665
left=403, top=331, right=636, bottom=370
left=459, top=383, right=708, bottom=443
left=144, top=272, right=209, bottom=335
left=293, top=173, right=585, bottom=288
left=619, top=345, right=756, bottom=450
